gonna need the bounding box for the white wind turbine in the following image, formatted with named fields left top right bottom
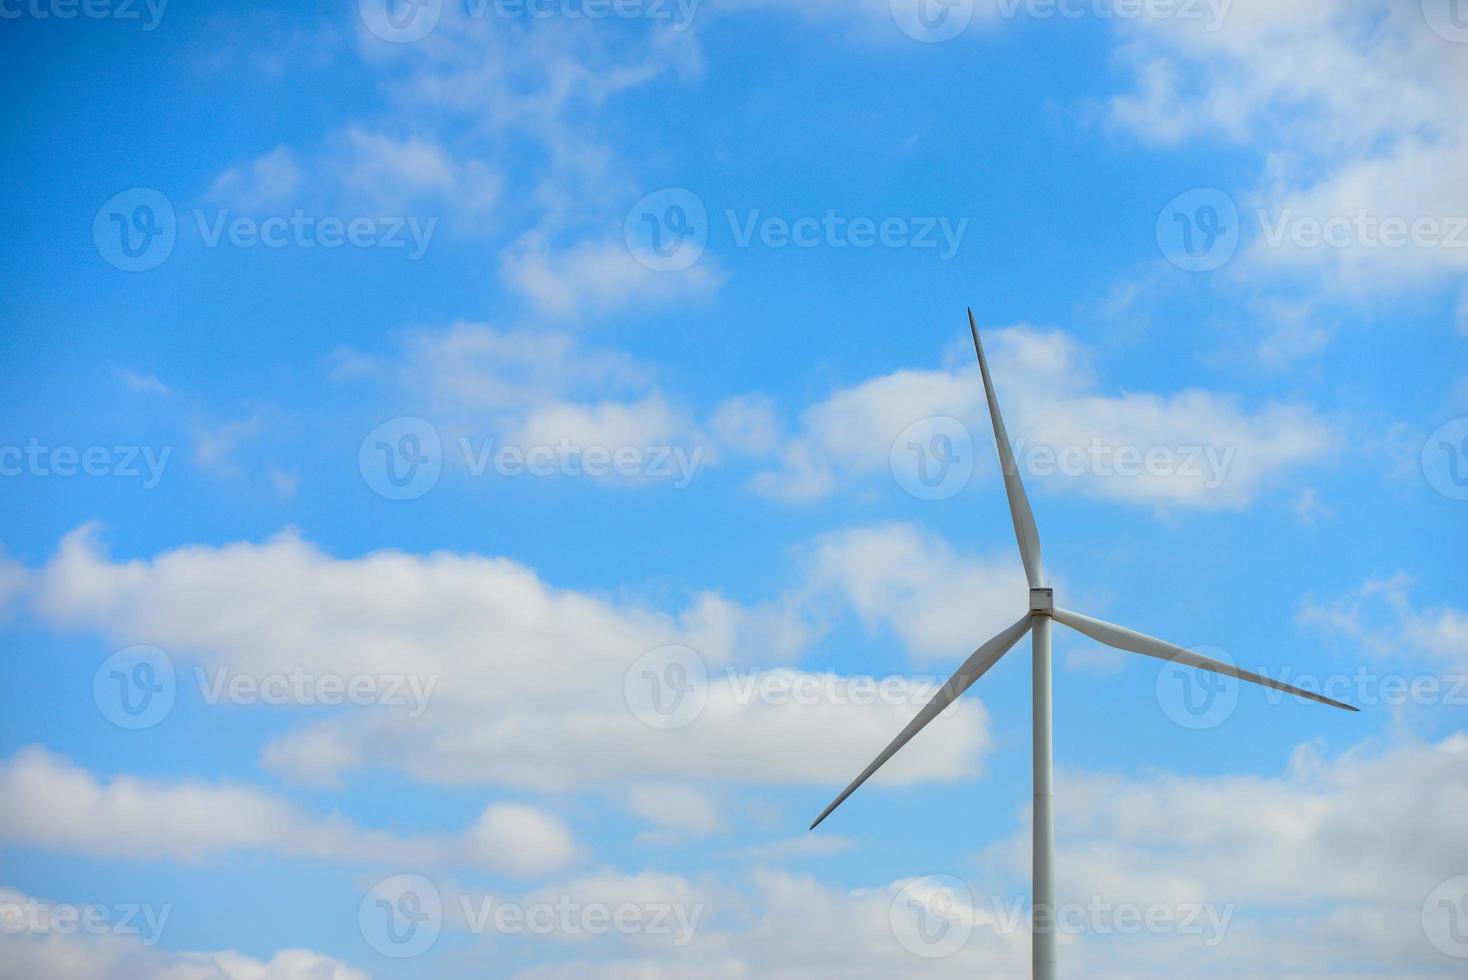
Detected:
left=810, top=310, right=1357, bottom=979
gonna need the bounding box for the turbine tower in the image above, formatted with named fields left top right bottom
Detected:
left=810, top=309, right=1357, bottom=980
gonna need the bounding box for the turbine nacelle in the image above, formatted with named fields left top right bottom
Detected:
left=1029, top=588, right=1054, bottom=615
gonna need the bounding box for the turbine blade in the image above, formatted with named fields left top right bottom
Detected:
left=968, top=309, right=1044, bottom=588
left=1051, top=607, right=1358, bottom=712
left=809, top=614, right=1034, bottom=830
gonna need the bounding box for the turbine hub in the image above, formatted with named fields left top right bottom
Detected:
left=1029, top=587, right=1054, bottom=615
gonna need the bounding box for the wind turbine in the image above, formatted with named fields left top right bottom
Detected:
left=809, top=309, right=1357, bottom=980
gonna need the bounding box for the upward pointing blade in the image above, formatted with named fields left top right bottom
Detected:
left=1051, top=607, right=1359, bottom=712
left=968, top=309, right=1044, bottom=588
left=810, top=614, right=1034, bottom=830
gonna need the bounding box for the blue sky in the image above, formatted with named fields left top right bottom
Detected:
left=1, top=1, right=1466, bottom=976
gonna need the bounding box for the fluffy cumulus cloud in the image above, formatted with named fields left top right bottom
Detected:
left=342, top=321, right=716, bottom=486
left=1109, top=0, right=1468, bottom=294
left=501, top=237, right=726, bottom=319
left=0, top=885, right=367, bottom=980
left=28, top=524, right=993, bottom=793
left=801, top=523, right=1029, bottom=663
left=487, top=736, right=1468, bottom=978
left=750, top=325, right=1336, bottom=508
left=1298, top=574, right=1468, bottom=672
left=0, top=747, right=579, bottom=878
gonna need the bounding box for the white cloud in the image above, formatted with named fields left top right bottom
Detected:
left=709, top=394, right=782, bottom=457
left=1109, top=1, right=1468, bottom=294
left=29, top=525, right=989, bottom=793
left=752, top=325, right=1336, bottom=508
left=208, top=146, right=304, bottom=211
left=336, top=127, right=501, bottom=216
left=398, top=321, right=647, bottom=415
left=628, top=784, right=723, bottom=839
left=0, top=887, right=368, bottom=980
left=0, top=557, right=26, bottom=624
left=1298, top=575, right=1468, bottom=672
left=501, top=237, right=725, bottom=319
left=383, top=322, right=711, bottom=481
left=191, top=415, right=265, bottom=478
left=465, top=804, right=581, bottom=878
left=510, top=736, right=1468, bottom=978
left=802, top=523, right=1028, bottom=663
left=0, top=745, right=579, bottom=878
left=721, top=834, right=856, bottom=862
left=113, top=368, right=173, bottom=397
